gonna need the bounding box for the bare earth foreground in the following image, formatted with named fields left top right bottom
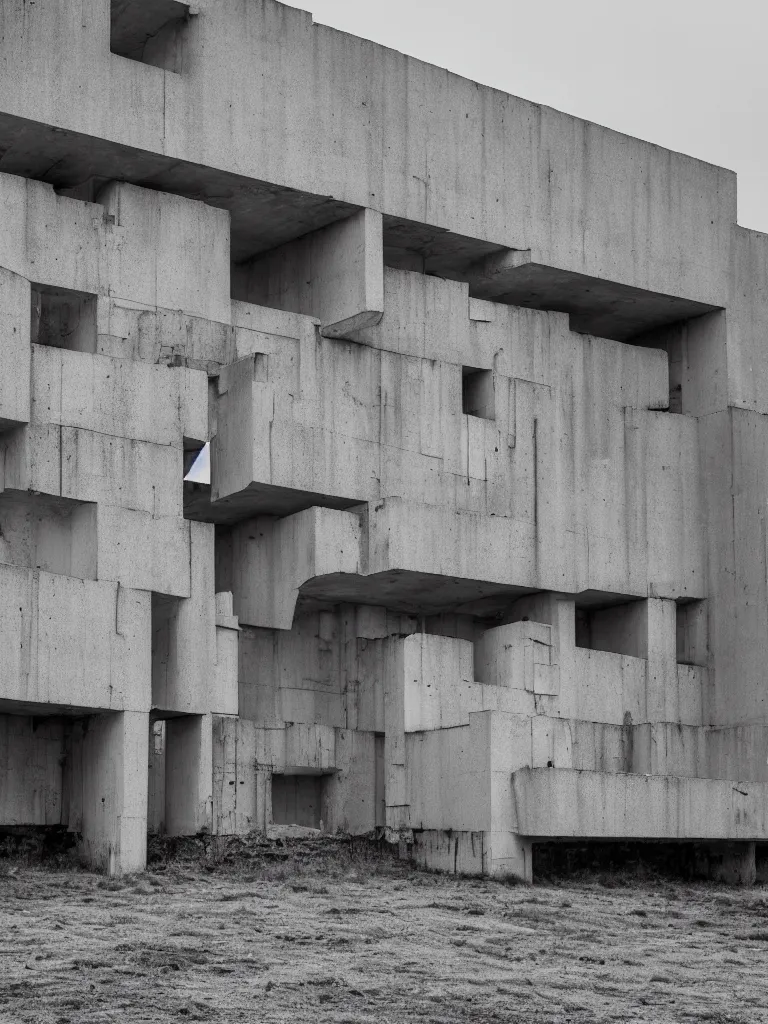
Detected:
left=2, top=842, right=768, bottom=1024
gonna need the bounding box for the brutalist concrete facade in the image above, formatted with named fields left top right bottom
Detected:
left=1, top=0, right=768, bottom=881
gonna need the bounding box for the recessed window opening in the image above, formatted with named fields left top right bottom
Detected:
left=110, top=0, right=190, bottom=73
left=462, top=367, right=495, bottom=420
left=183, top=442, right=210, bottom=485
left=271, top=773, right=330, bottom=830
left=31, top=286, right=97, bottom=353
left=576, top=600, right=647, bottom=659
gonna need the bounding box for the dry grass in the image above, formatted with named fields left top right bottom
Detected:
left=1, top=838, right=767, bottom=1023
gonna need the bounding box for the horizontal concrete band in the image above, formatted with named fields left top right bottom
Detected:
left=511, top=768, right=768, bottom=840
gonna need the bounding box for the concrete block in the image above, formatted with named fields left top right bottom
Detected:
left=235, top=209, right=383, bottom=339
left=97, top=298, right=234, bottom=369
left=0, top=425, right=61, bottom=498
left=223, top=507, right=361, bottom=630
left=0, top=564, right=150, bottom=712
left=475, top=621, right=554, bottom=690
left=98, top=182, right=231, bottom=323
left=31, top=345, right=199, bottom=448
left=351, top=269, right=470, bottom=363
left=284, top=723, right=336, bottom=773
left=97, top=506, right=191, bottom=598
left=511, top=768, right=768, bottom=840
left=61, top=428, right=184, bottom=517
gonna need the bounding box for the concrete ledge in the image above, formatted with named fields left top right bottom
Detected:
left=512, top=768, right=768, bottom=840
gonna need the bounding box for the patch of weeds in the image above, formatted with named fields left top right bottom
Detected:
left=96, top=879, right=125, bottom=892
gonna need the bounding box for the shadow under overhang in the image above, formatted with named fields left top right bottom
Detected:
left=296, top=571, right=540, bottom=619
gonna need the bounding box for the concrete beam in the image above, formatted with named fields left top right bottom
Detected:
left=511, top=768, right=768, bottom=840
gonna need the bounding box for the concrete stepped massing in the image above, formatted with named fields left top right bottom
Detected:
left=0, top=1, right=766, bottom=881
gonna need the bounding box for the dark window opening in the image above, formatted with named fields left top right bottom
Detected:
left=110, top=0, right=190, bottom=74
left=462, top=367, right=495, bottom=420
left=271, top=774, right=329, bottom=830
left=31, top=285, right=97, bottom=353
left=575, top=600, right=647, bottom=659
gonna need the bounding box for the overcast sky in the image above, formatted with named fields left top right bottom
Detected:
left=293, top=0, right=767, bottom=234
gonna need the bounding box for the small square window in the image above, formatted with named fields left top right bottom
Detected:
left=462, top=367, right=495, bottom=420
left=110, top=0, right=190, bottom=73
left=31, top=285, right=97, bottom=352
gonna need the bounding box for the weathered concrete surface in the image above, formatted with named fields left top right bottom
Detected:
left=0, top=0, right=734, bottom=319
left=510, top=767, right=768, bottom=840
left=1, top=0, right=768, bottom=879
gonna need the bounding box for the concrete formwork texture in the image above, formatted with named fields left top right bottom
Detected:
left=0, top=0, right=767, bottom=882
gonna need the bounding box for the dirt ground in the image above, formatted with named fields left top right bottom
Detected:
left=2, top=841, right=768, bottom=1024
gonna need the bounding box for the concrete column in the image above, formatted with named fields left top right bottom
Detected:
left=646, top=598, right=678, bottom=721
left=256, top=769, right=272, bottom=830
left=77, top=711, right=149, bottom=876
left=165, top=714, right=213, bottom=836
left=483, top=831, right=533, bottom=883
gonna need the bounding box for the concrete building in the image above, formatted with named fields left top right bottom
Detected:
left=0, top=0, right=767, bottom=882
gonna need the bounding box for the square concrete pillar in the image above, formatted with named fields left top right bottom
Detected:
left=483, top=831, right=533, bottom=883
left=165, top=714, right=213, bottom=836
left=77, top=711, right=149, bottom=876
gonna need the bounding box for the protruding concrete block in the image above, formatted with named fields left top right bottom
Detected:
left=234, top=209, right=384, bottom=339
left=220, top=506, right=362, bottom=630
left=0, top=565, right=151, bottom=712
left=31, top=345, right=206, bottom=448
left=511, top=768, right=768, bottom=840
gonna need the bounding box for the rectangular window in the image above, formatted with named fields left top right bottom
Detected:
left=462, top=367, right=495, bottom=419
left=31, top=286, right=97, bottom=353
left=271, top=774, right=327, bottom=830
left=575, top=600, right=647, bottom=658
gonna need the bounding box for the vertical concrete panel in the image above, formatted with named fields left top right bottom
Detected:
left=75, top=711, right=149, bottom=875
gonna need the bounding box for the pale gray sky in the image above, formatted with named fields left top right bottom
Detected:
left=296, top=0, right=768, bottom=234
